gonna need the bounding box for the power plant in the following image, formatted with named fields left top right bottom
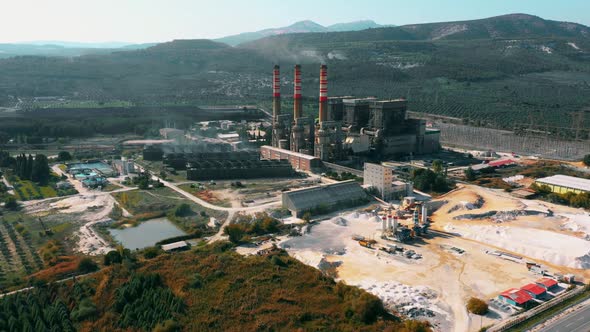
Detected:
left=269, top=64, right=440, bottom=163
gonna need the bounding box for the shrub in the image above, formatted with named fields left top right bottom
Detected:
left=143, top=246, right=161, bottom=259
left=57, top=151, right=72, bottom=162
left=351, top=292, right=384, bottom=324
left=78, top=258, right=99, bottom=273
left=4, top=196, right=18, bottom=210
left=188, top=273, right=204, bottom=289
left=174, top=203, right=192, bottom=217
left=104, top=250, right=122, bottom=266
left=584, top=154, right=590, bottom=167
left=467, top=297, right=488, bottom=315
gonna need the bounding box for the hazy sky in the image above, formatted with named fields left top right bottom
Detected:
left=1, top=0, right=589, bottom=43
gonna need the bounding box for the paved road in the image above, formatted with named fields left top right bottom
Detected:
left=540, top=303, right=590, bottom=332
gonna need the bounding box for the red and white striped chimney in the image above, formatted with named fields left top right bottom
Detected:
left=293, top=64, right=302, bottom=119
left=318, top=64, right=328, bottom=122
left=272, top=65, right=281, bottom=120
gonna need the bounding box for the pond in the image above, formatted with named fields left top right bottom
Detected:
left=109, top=218, right=187, bottom=250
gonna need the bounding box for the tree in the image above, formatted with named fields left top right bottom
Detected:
left=432, top=160, right=444, bottom=174
left=584, top=154, right=590, bottom=167
left=302, top=212, right=312, bottom=223
left=467, top=297, right=488, bottom=315
left=57, top=151, right=72, bottom=162
left=174, top=203, right=192, bottom=217
left=31, top=154, right=50, bottom=184
left=77, top=258, right=99, bottom=273
left=4, top=196, right=18, bottom=210
left=464, top=167, right=476, bottom=181
left=104, top=250, right=122, bottom=266
left=224, top=224, right=245, bottom=244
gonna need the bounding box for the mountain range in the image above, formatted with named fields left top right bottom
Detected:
left=0, top=13, right=589, bottom=132
left=215, top=19, right=389, bottom=46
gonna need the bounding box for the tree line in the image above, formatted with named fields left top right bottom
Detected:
left=13, top=153, right=50, bottom=184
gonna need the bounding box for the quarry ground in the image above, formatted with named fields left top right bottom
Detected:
left=252, top=184, right=590, bottom=332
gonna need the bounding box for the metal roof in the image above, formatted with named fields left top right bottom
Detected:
left=283, top=180, right=366, bottom=211
left=500, top=288, right=532, bottom=304
left=521, top=283, right=546, bottom=295
left=161, top=241, right=189, bottom=251
left=536, top=175, right=590, bottom=192
left=261, top=145, right=319, bottom=161
left=536, top=278, right=558, bottom=288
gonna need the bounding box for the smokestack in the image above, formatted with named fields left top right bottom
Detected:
left=273, top=65, right=281, bottom=120
left=393, top=217, right=398, bottom=233
left=422, top=204, right=428, bottom=224
left=382, top=216, right=387, bottom=232
left=294, top=64, right=302, bottom=119
left=319, top=64, right=328, bottom=122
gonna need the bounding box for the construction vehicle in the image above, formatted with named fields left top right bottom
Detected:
left=359, top=239, right=376, bottom=249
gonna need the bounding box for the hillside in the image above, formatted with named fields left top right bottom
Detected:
left=0, top=14, right=589, bottom=135
left=215, top=19, right=386, bottom=46
left=0, top=243, right=430, bottom=332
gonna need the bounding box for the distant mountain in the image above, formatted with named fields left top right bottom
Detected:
left=215, top=19, right=389, bottom=46
left=0, top=13, right=589, bottom=132
left=327, top=20, right=389, bottom=32
left=0, top=41, right=154, bottom=58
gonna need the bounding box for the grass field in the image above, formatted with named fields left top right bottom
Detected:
left=111, top=188, right=227, bottom=234
left=10, top=178, right=57, bottom=201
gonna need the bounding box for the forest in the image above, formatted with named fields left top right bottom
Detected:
left=0, top=243, right=432, bottom=332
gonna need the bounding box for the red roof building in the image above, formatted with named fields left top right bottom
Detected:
left=488, top=159, right=516, bottom=168
left=520, top=283, right=547, bottom=298
left=536, top=278, right=558, bottom=290
left=499, top=288, right=533, bottom=306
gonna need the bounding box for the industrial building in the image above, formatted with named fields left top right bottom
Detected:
left=282, top=180, right=368, bottom=217
left=269, top=64, right=440, bottom=163
left=187, top=159, right=294, bottom=180
left=363, top=163, right=413, bottom=200
left=535, top=174, right=590, bottom=195
left=520, top=283, right=547, bottom=299
left=112, top=157, right=136, bottom=175
left=535, top=278, right=559, bottom=291
left=260, top=145, right=322, bottom=171
left=498, top=288, right=533, bottom=307
left=364, top=163, right=394, bottom=200
left=165, top=151, right=259, bottom=170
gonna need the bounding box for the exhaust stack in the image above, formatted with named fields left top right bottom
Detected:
left=318, top=64, right=328, bottom=123
left=294, top=64, right=302, bottom=119
left=272, top=65, right=281, bottom=120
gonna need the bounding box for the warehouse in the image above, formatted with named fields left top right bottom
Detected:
left=498, top=288, right=532, bottom=307
left=535, top=174, right=590, bottom=195
left=260, top=145, right=322, bottom=172
left=282, top=180, right=368, bottom=217
left=535, top=278, right=559, bottom=291
left=520, top=283, right=547, bottom=299
left=186, top=159, right=294, bottom=180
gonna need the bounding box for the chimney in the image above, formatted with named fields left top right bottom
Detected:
left=294, top=64, right=302, bottom=119
left=272, top=65, right=281, bottom=121
left=318, top=64, right=328, bottom=123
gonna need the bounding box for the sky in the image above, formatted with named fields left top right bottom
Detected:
left=1, top=0, right=589, bottom=44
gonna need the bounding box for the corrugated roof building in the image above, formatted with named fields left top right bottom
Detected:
left=498, top=288, right=533, bottom=307
left=535, top=175, right=590, bottom=195
left=282, top=180, right=368, bottom=217
left=520, top=283, right=547, bottom=299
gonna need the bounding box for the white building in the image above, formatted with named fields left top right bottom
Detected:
left=364, top=163, right=394, bottom=200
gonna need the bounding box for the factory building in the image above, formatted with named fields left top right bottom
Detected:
left=269, top=64, right=440, bottom=163
left=535, top=175, right=590, bottom=195
left=260, top=145, right=322, bottom=172
left=520, top=283, right=547, bottom=299
left=535, top=278, right=559, bottom=291
left=363, top=163, right=394, bottom=200
left=282, top=180, right=368, bottom=217
left=187, top=159, right=294, bottom=180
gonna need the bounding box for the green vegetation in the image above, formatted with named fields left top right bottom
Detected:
left=584, top=154, right=590, bottom=167
left=531, top=183, right=590, bottom=209
left=467, top=297, right=489, bottom=315
left=3, top=196, right=18, bottom=210
left=224, top=212, right=283, bottom=243
left=57, top=151, right=72, bottom=162
left=0, top=243, right=431, bottom=331
left=324, top=170, right=363, bottom=182
left=411, top=168, right=452, bottom=193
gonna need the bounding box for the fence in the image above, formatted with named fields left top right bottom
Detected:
left=435, top=122, right=589, bottom=161
left=488, top=286, right=588, bottom=332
